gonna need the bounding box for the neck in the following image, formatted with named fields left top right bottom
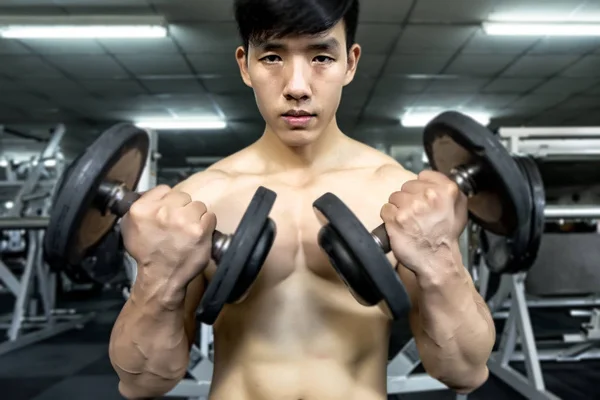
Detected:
left=255, top=118, right=349, bottom=172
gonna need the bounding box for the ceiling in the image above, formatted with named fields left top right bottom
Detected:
left=0, top=0, right=599, bottom=170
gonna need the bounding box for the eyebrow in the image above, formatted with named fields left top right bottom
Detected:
left=258, top=38, right=341, bottom=52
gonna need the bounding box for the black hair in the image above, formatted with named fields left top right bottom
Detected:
left=234, top=0, right=360, bottom=52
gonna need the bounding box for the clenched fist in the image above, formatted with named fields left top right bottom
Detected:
left=120, top=185, right=217, bottom=295
left=380, top=170, right=468, bottom=277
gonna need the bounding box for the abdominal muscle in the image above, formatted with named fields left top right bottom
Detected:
left=206, top=273, right=391, bottom=400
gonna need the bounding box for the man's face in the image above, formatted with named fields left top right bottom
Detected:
left=236, top=21, right=361, bottom=147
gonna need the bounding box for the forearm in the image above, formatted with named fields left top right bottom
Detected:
left=109, top=278, right=191, bottom=399
left=414, top=246, right=495, bottom=392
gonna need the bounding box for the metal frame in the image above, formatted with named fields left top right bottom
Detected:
left=0, top=125, right=95, bottom=356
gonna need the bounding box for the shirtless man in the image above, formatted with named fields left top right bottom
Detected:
left=108, top=0, right=496, bottom=399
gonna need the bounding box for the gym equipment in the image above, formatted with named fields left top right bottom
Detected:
left=0, top=124, right=96, bottom=357
left=479, top=155, right=546, bottom=274
left=43, top=123, right=277, bottom=325
left=313, top=111, right=531, bottom=320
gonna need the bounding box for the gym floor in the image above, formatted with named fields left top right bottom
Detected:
left=0, top=289, right=598, bottom=400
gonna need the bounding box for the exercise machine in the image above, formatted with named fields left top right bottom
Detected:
left=0, top=124, right=96, bottom=356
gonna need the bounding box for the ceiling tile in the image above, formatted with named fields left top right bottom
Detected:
left=482, top=78, right=544, bottom=93
left=445, top=54, right=517, bottom=77
left=356, top=55, right=386, bottom=78
left=372, top=77, right=429, bottom=97
left=533, top=78, right=600, bottom=95
left=360, top=0, right=412, bottom=22
left=142, top=78, right=205, bottom=94
left=510, top=93, right=572, bottom=110
left=463, top=31, right=538, bottom=55
left=79, top=80, right=147, bottom=96
left=489, top=0, right=589, bottom=19
left=0, top=56, right=62, bottom=78
left=343, top=77, right=376, bottom=98
left=153, top=0, right=234, bottom=22
left=20, top=78, right=86, bottom=98
left=356, top=24, right=402, bottom=54
left=411, top=93, right=475, bottom=109
left=529, top=37, right=600, bottom=55
left=0, top=78, right=24, bottom=92
left=503, top=55, right=580, bottom=77
left=394, top=26, right=477, bottom=55
left=1, top=94, right=55, bottom=110
left=462, top=94, right=520, bottom=110
left=384, top=54, right=451, bottom=76
left=100, top=38, right=180, bottom=55
left=19, top=39, right=105, bottom=55
left=188, top=55, right=240, bottom=76
left=425, top=78, right=489, bottom=93
left=115, top=54, right=192, bottom=77
left=214, top=94, right=262, bottom=120
left=555, top=95, right=600, bottom=109
left=171, top=23, right=240, bottom=54
left=412, top=0, right=497, bottom=21
left=203, top=76, right=250, bottom=95
left=561, top=55, right=600, bottom=78
left=0, top=40, right=31, bottom=55
left=46, top=55, right=128, bottom=79
left=364, top=95, right=420, bottom=119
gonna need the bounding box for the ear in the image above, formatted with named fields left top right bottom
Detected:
left=343, top=43, right=361, bottom=86
left=236, top=46, right=253, bottom=88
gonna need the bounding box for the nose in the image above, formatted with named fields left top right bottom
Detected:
left=283, top=58, right=311, bottom=101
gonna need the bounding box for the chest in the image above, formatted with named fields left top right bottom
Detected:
left=204, top=172, right=395, bottom=283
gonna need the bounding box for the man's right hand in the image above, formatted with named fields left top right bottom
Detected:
left=120, top=184, right=217, bottom=304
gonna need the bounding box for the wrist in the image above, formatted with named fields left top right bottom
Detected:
left=416, top=244, right=465, bottom=289
left=132, top=271, right=187, bottom=311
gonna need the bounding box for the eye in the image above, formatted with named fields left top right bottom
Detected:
left=260, top=55, right=282, bottom=63
left=314, top=55, right=334, bottom=64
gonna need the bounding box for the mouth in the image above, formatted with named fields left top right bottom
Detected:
left=281, top=110, right=316, bottom=127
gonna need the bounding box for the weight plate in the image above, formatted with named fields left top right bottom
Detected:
left=44, top=123, right=149, bottom=270
left=227, top=218, right=276, bottom=303
left=423, top=111, right=531, bottom=237
left=313, top=193, right=411, bottom=320
left=479, top=155, right=546, bottom=274
left=197, top=186, right=277, bottom=325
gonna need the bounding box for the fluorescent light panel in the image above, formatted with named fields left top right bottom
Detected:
left=0, top=15, right=167, bottom=39
left=135, top=119, right=227, bottom=130
left=0, top=25, right=166, bottom=39
left=483, top=22, right=600, bottom=36
left=401, top=110, right=491, bottom=128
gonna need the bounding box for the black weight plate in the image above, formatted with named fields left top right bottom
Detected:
left=520, top=156, right=545, bottom=269
left=479, top=155, right=546, bottom=274
left=313, top=193, right=411, bottom=320
left=63, top=227, right=124, bottom=285
left=318, top=224, right=383, bottom=306
left=227, top=218, right=276, bottom=303
left=197, top=186, right=277, bottom=325
left=44, top=123, right=149, bottom=270
left=423, top=111, right=531, bottom=237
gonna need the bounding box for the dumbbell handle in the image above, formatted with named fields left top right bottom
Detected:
left=371, top=164, right=482, bottom=253
left=96, top=182, right=230, bottom=261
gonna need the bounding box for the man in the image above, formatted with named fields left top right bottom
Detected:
left=109, top=0, right=496, bottom=399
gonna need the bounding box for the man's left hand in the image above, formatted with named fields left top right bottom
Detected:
left=380, top=170, right=468, bottom=278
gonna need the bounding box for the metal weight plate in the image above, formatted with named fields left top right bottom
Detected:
left=423, top=111, right=531, bottom=237
left=44, top=123, right=149, bottom=270
left=479, top=155, right=546, bottom=274
left=62, top=227, right=124, bottom=285
left=197, top=186, right=277, bottom=325
left=313, top=193, right=411, bottom=320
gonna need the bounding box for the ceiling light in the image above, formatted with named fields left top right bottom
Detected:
left=0, top=16, right=167, bottom=39
left=401, top=110, right=491, bottom=128
left=483, top=22, right=600, bottom=36
left=135, top=118, right=227, bottom=130
left=0, top=25, right=166, bottom=39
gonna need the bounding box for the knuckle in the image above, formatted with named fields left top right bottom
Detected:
left=445, top=181, right=459, bottom=197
